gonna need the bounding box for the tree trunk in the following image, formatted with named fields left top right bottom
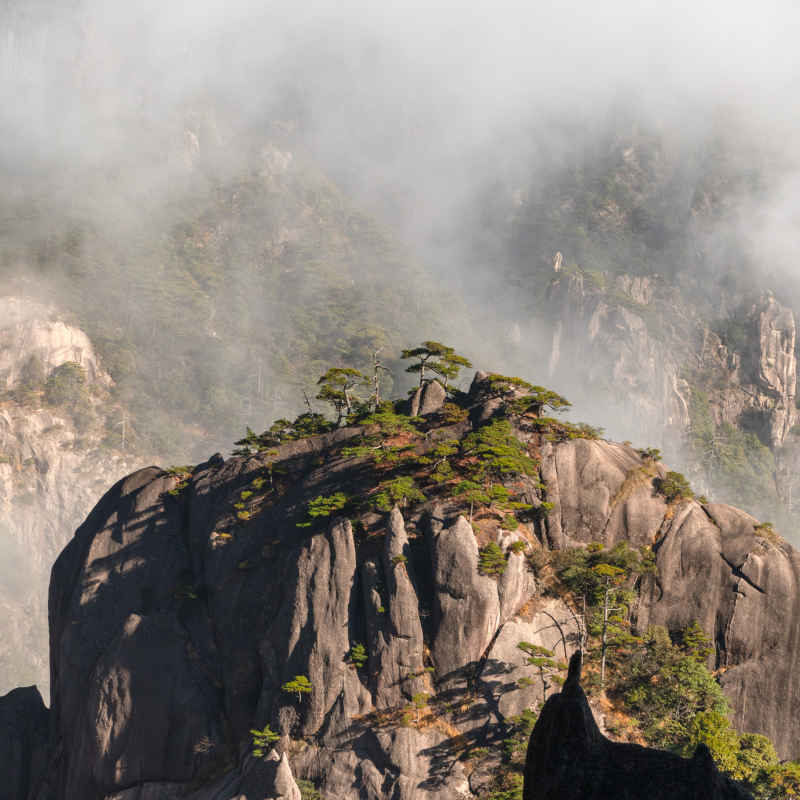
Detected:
left=600, top=582, right=609, bottom=687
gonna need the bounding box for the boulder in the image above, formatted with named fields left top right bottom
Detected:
left=409, top=380, right=447, bottom=417
left=237, top=751, right=301, bottom=800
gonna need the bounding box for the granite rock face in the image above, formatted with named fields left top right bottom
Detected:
left=523, top=652, right=753, bottom=800
left=637, top=501, right=800, bottom=759
left=546, top=277, right=797, bottom=453
left=431, top=514, right=501, bottom=681
left=30, top=415, right=560, bottom=799
left=3, top=376, right=800, bottom=798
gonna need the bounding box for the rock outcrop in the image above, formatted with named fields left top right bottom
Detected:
left=523, top=652, right=753, bottom=800
left=0, top=685, right=49, bottom=800
left=31, top=415, right=576, bottom=798
left=637, top=501, right=800, bottom=759
left=543, top=272, right=800, bottom=527
left=3, top=372, right=800, bottom=798
left=409, top=380, right=447, bottom=417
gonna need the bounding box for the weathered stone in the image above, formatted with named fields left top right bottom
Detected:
left=430, top=515, right=500, bottom=681
left=638, top=501, right=800, bottom=758
left=542, top=438, right=664, bottom=547
left=496, top=533, right=536, bottom=623
left=369, top=508, right=428, bottom=706
left=238, top=751, right=301, bottom=800
left=77, top=612, right=223, bottom=795
left=751, top=295, right=796, bottom=445
left=4, top=412, right=799, bottom=800
left=260, top=518, right=369, bottom=738
left=45, top=466, right=226, bottom=799
left=0, top=299, right=139, bottom=696
left=410, top=380, right=447, bottom=417
left=480, top=602, right=578, bottom=721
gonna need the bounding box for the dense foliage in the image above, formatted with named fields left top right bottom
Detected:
left=486, top=542, right=800, bottom=799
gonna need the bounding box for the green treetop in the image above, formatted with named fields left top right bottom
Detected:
left=250, top=724, right=280, bottom=759
left=461, top=419, right=539, bottom=483
left=316, top=367, right=366, bottom=425
left=281, top=674, right=313, bottom=703
left=517, top=642, right=568, bottom=705
left=401, top=341, right=472, bottom=389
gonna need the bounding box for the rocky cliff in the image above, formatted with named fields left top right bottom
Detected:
left=2, top=372, right=798, bottom=800
left=0, top=297, right=141, bottom=695
left=543, top=269, right=800, bottom=531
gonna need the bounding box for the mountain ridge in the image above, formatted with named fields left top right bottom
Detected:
left=3, top=369, right=799, bottom=799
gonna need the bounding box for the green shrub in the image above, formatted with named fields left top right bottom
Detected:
left=371, top=476, right=425, bottom=512
left=348, top=642, right=368, bottom=669
left=250, top=724, right=279, bottom=758
left=297, top=492, right=349, bottom=527
left=637, top=446, right=662, bottom=462
left=657, top=471, right=694, bottom=503
left=18, top=354, right=46, bottom=392
left=44, top=362, right=87, bottom=406
left=754, top=521, right=780, bottom=543
left=297, top=779, right=322, bottom=800
left=441, top=402, right=468, bottom=424
left=462, top=419, right=538, bottom=482
left=479, top=542, right=507, bottom=577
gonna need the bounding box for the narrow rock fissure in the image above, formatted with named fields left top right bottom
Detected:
left=719, top=553, right=766, bottom=594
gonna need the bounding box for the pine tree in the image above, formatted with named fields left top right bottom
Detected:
left=282, top=674, right=313, bottom=703
left=316, top=367, right=366, bottom=425
left=250, top=724, right=280, bottom=758
left=401, top=341, right=472, bottom=389
left=517, top=642, right=568, bottom=706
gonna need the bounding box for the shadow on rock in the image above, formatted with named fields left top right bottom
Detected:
left=523, top=651, right=754, bottom=800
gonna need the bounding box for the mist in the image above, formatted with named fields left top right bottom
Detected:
left=3, top=0, right=800, bottom=455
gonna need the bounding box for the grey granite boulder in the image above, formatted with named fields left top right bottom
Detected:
left=409, top=380, right=447, bottom=417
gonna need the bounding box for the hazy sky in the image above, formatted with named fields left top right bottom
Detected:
left=4, top=0, right=800, bottom=408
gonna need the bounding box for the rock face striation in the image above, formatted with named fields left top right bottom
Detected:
left=522, top=652, right=753, bottom=800
left=3, top=372, right=800, bottom=799
left=542, top=273, right=800, bottom=528
left=546, top=276, right=797, bottom=454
